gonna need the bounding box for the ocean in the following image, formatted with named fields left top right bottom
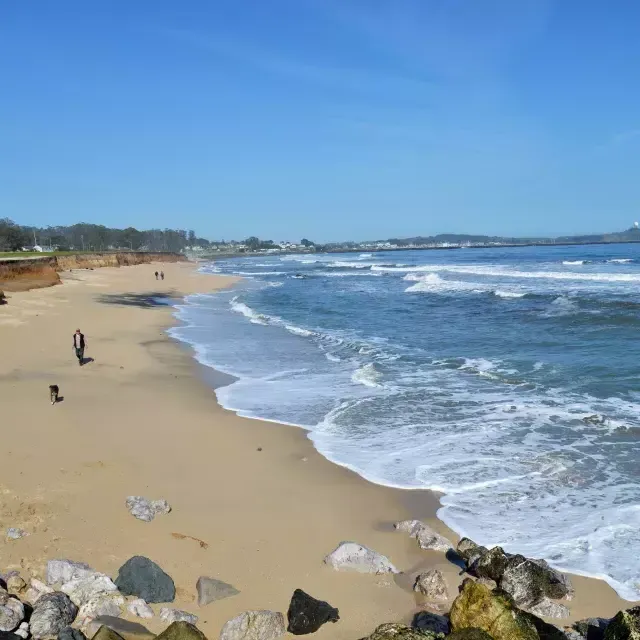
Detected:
left=169, top=244, right=640, bottom=600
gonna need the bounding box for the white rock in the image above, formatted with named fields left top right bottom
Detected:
left=61, top=574, right=118, bottom=606
left=394, top=520, right=452, bottom=552
left=7, top=575, right=27, bottom=596
left=159, top=608, right=198, bottom=625
left=323, top=542, right=398, bottom=574
left=15, top=622, right=29, bottom=639
left=77, top=594, right=125, bottom=626
left=413, top=569, right=449, bottom=600
left=527, top=598, right=571, bottom=619
left=220, top=611, right=286, bottom=640
left=6, top=528, right=29, bottom=540
left=0, top=592, right=25, bottom=632
left=25, top=579, right=54, bottom=604
left=125, top=496, right=171, bottom=522
left=46, top=560, right=96, bottom=586
left=128, top=599, right=154, bottom=619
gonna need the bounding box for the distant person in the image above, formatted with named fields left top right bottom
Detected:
left=160, top=271, right=165, bottom=281
left=154, top=271, right=159, bottom=280
left=73, top=328, right=87, bottom=366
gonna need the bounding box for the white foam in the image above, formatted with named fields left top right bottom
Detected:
left=494, top=290, right=526, bottom=298
left=563, top=260, right=586, bottom=265
left=229, top=298, right=269, bottom=324
left=351, top=363, right=383, bottom=388
left=608, top=258, right=634, bottom=263
left=285, top=324, right=315, bottom=337
left=325, top=353, right=341, bottom=362
left=358, top=253, right=373, bottom=259
left=404, top=273, right=482, bottom=293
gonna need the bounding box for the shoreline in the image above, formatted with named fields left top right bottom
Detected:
left=0, top=262, right=635, bottom=640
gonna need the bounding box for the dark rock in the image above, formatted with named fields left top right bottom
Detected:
left=520, top=610, right=570, bottom=640
left=114, top=556, right=175, bottom=604
left=359, top=623, right=443, bottom=640
left=287, top=589, right=339, bottom=635
left=58, top=627, right=87, bottom=640
left=470, top=547, right=510, bottom=582
left=30, top=593, right=78, bottom=639
left=603, top=606, right=640, bottom=640
left=196, top=577, right=239, bottom=606
left=155, top=622, right=207, bottom=640
left=412, top=612, right=449, bottom=635
left=0, top=633, right=20, bottom=640
left=456, top=539, right=488, bottom=568
left=573, top=618, right=611, bottom=640
left=85, top=617, right=154, bottom=640
left=449, top=579, right=538, bottom=640
left=92, top=628, right=125, bottom=640
left=448, top=631, right=494, bottom=640
left=500, top=556, right=572, bottom=607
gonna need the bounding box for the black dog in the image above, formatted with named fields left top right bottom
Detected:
left=49, top=384, right=59, bottom=406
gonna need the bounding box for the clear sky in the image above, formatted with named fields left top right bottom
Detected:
left=2, top=1, right=639, bottom=242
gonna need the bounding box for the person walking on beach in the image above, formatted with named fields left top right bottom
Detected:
left=160, top=270, right=165, bottom=281
left=73, top=328, right=86, bottom=366
left=155, top=271, right=159, bottom=280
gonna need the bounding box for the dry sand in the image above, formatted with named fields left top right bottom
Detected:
left=0, top=262, right=633, bottom=639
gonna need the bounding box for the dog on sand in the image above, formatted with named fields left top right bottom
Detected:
left=49, top=384, right=59, bottom=405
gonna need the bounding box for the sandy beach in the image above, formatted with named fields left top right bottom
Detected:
left=0, top=261, right=633, bottom=639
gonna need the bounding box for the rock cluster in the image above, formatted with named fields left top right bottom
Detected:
left=394, top=520, right=453, bottom=552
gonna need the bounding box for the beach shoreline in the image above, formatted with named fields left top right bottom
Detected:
left=0, top=261, right=634, bottom=640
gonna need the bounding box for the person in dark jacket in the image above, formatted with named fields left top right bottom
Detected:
left=73, top=329, right=87, bottom=366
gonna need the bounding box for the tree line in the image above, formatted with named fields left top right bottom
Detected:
left=0, top=218, right=212, bottom=252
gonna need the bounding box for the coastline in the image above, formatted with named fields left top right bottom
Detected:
left=0, top=262, right=634, bottom=640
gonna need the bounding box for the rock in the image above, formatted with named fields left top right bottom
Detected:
left=603, top=606, right=640, bottom=640
left=15, top=623, right=29, bottom=640
left=572, top=618, right=610, bottom=640
left=0, top=593, right=25, bottom=632
left=6, top=529, right=28, bottom=541
left=91, top=628, right=125, bottom=640
left=47, top=561, right=95, bottom=586
left=77, top=595, right=125, bottom=626
left=196, top=577, right=239, bottom=606
left=25, top=579, right=54, bottom=604
left=155, top=622, right=206, bottom=640
left=127, top=601, right=153, bottom=620
left=531, top=560, right=574, bottom=600
left=30, top=592, right=78, bottom=639
left=448, top=631, right=494, bottom=640
left=61, top=575, right=119, bottom=607
left=220, top=611, right=286, bottom=640
left=456, top=539, right=488, bottom=567
left=323, top=542, right=398, bottom=574
left=125, top=497, right=171, bottom=523
left=501, top=556, right=572, bottom=608
left=413, top=570, right=449, bottom=601
left=520, top=610, right=570, bottom=640
left=470, top=547, right=510, bottom=582
left=359, top=622, right=442, bottom=640
left=286, top=589, right=339, bottom=635
left=527, top=598, right=570, bottom=619
left=476, top=577, right=497, bottom=590
left=394, top=521, right=452, bottom=552
left=412, top=612, right=450, bottom=635
left=59, top=627, right=87, bottom=640
left=114, top=557, right=175, bottom=604
left=84, top=617, right=153, bottom=640
left=159, top=610, right=197, bottom=625
left=6, top=577, right=26, bottom=597
left=449, top=579, right=538, bottom=640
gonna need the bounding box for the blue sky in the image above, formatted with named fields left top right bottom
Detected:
left=2, top=0, right=639, bottom=241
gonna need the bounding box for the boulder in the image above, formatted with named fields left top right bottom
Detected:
left=30, top=592, right=79, bottom=639
left=412, top=612, right=450, bottom=635
left=77, top=594, right=125, bottom=626
left=6, top=577, right=26, bottom=597
left=220, top=611, right=286, bottom=640
left=449, top=579, right=538, bottom=640
left=92, top=628, right=125, bottom=640
left=323, top=542, right=398, bottom=574
left=159, top=610, right=198, bottom=625
left=14, top=623, right=29, bottom=640
left=531, top=560, right=574, bottom=600
left=0, top=593, right=25, bottom=632
left=527, top=598, right=570, bottom=620
left=501, top=556, right=572, bottom=607
left=572, top=618, right=610, bottom=640
left=47, top=561, right=95, bottom=586
left=127, top=601, right=153, bottom=619
left=520, top=611, right=570, bottom=640
left=25, top=579, right=54, bottom=604
left=156, top=622, right=206, bottom=640
left=359, top=623, right=443, bottom=640
left=125, top=497, right=171, bottom=523
left=286, top=589, right=339, bottom=635
left=456, top=539, right=488, bottom=567
left=196, top=577, right=239, bottom=606
left=470, top=547, right=510, bottom=582
left=114, top=557, right=175, bottom=604
left=603, top=606, right=640, bottom=640
left=84, top=617, right=153, bottom=640
left=61, top=575, right=119, bottom=607
left=448, top=631, right=494, bottom=640
left=394, top=521, right=452, bottom=552
left=58, top=627, right=87, bottom=640
left=476, top=578, right=497, bottom=590
left=413, top=570, right=449, bottom=601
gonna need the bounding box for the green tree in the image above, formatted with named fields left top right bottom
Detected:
left=301, top=238, right=315, bottom=247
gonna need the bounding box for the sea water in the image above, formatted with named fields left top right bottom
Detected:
left=169, top=244, right=640, bottom=600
